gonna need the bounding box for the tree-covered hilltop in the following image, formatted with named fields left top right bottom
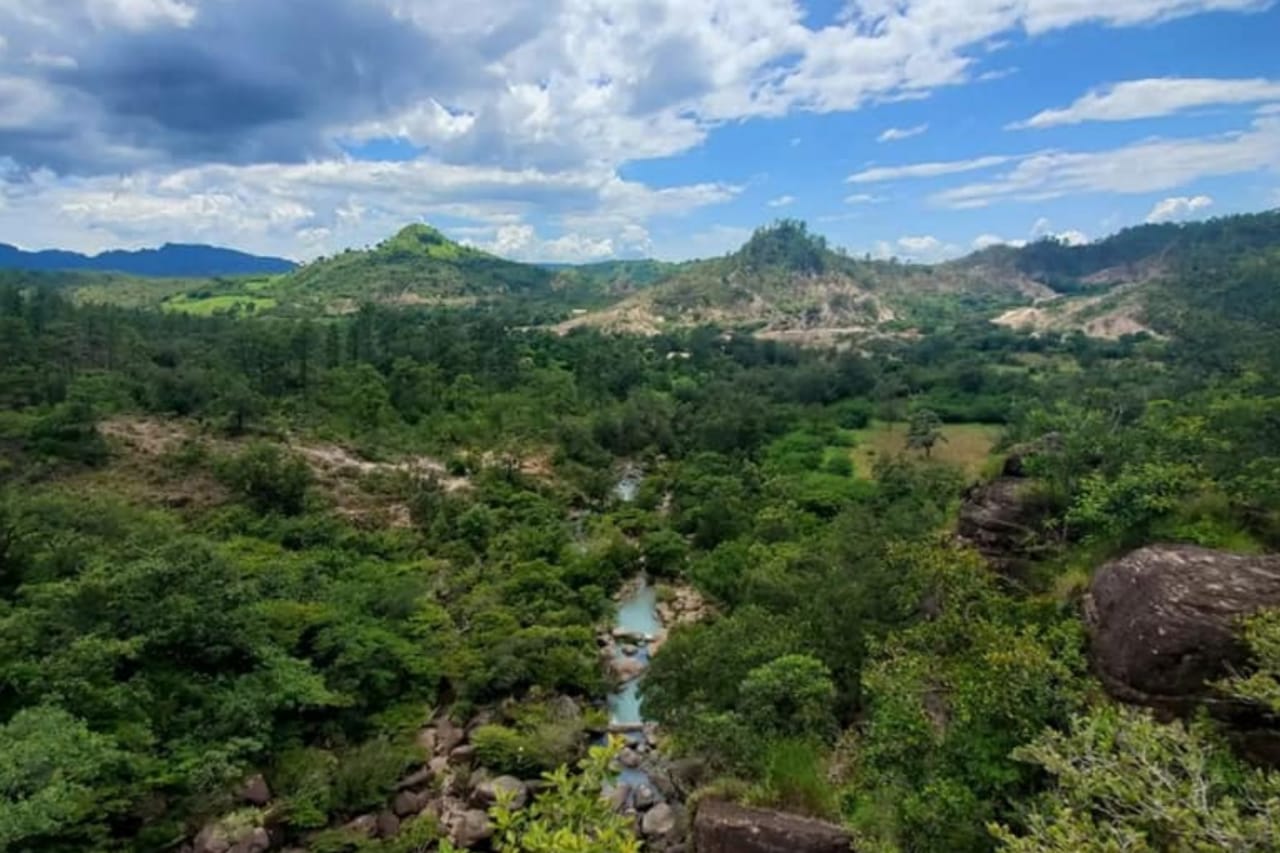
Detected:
left=278, top=224, right=556, bottom=309
left=41, top=210, right=1280, bottom=345
left=994, top=208, right=1280, bottom=291
left=1, top=213, right=1280, bottom=851
left=736, top=219, right=832, bottom=274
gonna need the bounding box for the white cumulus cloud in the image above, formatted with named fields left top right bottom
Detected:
left=1012, top=77, right=1280, bottom=128
left=933, top=117, right=1280, bottom=208
left=972, top=234, right=1027, bottom=250
left=0, top=0, right=1273, bottom=257
left=887, top=234, right=962, bottom=262
left=767, top=194, right=796, bottom=208
left=848, top=155, right=1015, bottom=184
left=878, top=124, right=929, bottom=142
left=1146, top=194, right=1215, bottom=222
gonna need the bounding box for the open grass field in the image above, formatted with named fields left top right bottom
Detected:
left=848, top=420, right=1005, bottom=479
left=242, top=275, right=286, bottom=292
left=162, top=294, right=279, bottom=315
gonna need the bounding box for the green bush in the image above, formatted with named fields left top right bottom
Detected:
left=27, top=401, right=108, bottom=465
left=471, top=717, right=583, bottom=778
left=330, top=738, right=417, bottom=815
left=748, top=738, right=838, bottom=820
left=271, top=747, right=338, bottom=829
left=823, top=453, right=854, bottom=477
left=472, top=725, right=545, bottom=778
left=834, top=401, right=872, bottom=430
left=738, top=654, right=837, bottom=741
left=219, top=442, right=313, bottom=515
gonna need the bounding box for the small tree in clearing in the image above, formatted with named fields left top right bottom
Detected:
left=907, top=408, right=946, bottom=458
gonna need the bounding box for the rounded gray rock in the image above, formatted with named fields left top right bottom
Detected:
left=472, top=775, right=529, bottom=810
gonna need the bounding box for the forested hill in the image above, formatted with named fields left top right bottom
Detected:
left=966, top=208, right=1280, bottom=293
left=0, top=242, right=296, bottom=277
left=982, top=208, right=1280, bottom=338
left=41, top=209, right=1280, bottom=342
left=562, top=212, right=1280, bottom=339
left=557, top=220, right=1052, bottom=339
left=278, top=224, right=555, bottom=309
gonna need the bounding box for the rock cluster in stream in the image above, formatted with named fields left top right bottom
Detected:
left=189, top=584, right=713, bottom=852
left=599, top=582, right=710, bottom=666
left=187, top=706, right=692, bottom=852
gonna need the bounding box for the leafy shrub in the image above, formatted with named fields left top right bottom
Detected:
left=640, top=529, right=688, bottom=577
left=219, top=442, right=313, bottom=515
left=738, top=654, right=838, bottom=741
left=271, top=747, right=338, bottom=829
left=834, top=400, right=873, bottom=430
left=993, top=705, right=1280, bottom=851
left=488, top=738, right=640, bottom=853
left=27, top=401, right=108, bottom=465
left=330, top=738, right=417, bottom=815
left=823, top=453, right=854, bottom=477
left=748, top=738, right=839, bottom=820
left=471, top=716, right=583, bottom=778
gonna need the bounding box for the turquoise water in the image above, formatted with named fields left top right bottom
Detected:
left=607, top=580, right=659, bottom=726
left=616, top=582, right=661, bottom=639
left=613, top=464, right=643, bottom=503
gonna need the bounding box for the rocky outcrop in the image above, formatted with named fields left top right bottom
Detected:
left=957, top=437, right=1063, bottom=576
left=446, top=807, right=494, bottom=848
left=184, top=701, right=585, bottom=853
left=641, top=801, right=681, bottom=843
left=957, top=477, right=1054, bottom=575
left=693, top=800, right=852, bottom=853
left=656, top=584, right=710, bottom=630
left=1085, top=545, right=1280, bottom=714
left=957, top=433, right=1064, bottom=576
left=191, top=820, right=271, bottom=853
left=239, top=774, right=271, bottom=807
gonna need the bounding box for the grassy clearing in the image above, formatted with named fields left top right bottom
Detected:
left=163, top=294, right=278, bottom=316
left=243, top=275, right=286, bottom=292
left=72, top=276, right=196, bottom=308
left=848, top=421, right=1004, bottom=479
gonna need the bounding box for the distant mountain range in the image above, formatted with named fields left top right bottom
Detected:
left=0, top=242, right=296, bottom=277
left=29, top=208, right=1280, bottom=342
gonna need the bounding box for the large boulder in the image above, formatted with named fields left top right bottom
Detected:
left=434, top=716, right=466, bottom=756
left=228, top=828, right=271, bottom=853
left=693, top=801, right=851, bottom=853
left=957, top=476, right=1053, bottom=576
left=958, top=434, right=1063, bottom=576
left=641, top=802, right=680, bottom=839
left=1086, top=545, right=1280, bottom=713
left=392, top=789, right=431, bottom=818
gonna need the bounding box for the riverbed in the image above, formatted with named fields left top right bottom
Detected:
left=606, top=577, right=663, bottom=794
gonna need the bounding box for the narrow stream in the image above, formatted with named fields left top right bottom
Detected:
left=607, top=578, right=661, bottom=791
left=603, top=464, right=664, bottom=800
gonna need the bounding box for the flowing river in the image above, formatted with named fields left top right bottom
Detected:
left=603, top=465, right=664, bottom=797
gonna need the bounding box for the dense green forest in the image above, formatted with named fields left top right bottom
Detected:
left=2, top=215, right=1279, bottom=852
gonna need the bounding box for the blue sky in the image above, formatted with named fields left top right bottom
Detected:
left=1, top=0, right=1278, bottom=262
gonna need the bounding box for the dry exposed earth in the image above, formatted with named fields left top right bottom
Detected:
left=95, top=417, right=470, bottom=527
left=992, top=286, right=1158, bottom=340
